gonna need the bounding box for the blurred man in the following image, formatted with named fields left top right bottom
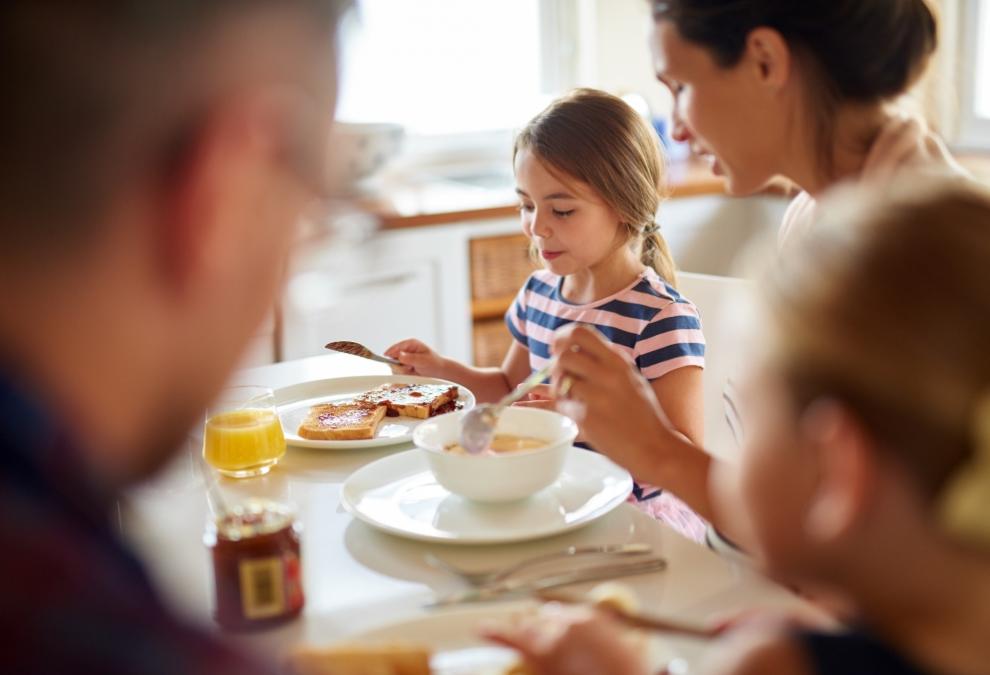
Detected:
left=0, top=1, right=347, bottom=671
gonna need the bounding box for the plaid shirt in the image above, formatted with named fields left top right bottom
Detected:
left=0, top=374, right=273, bottom=674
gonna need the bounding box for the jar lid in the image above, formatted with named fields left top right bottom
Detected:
left=215, top=499, right=294, bottom=541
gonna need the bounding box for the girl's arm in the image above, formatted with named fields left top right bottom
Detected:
left=645, top=365, right=714, bottom=518
left=384, top=339, right=532, bottom=404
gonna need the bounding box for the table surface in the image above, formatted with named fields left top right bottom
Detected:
left=122, top=353, right=817, bottom=666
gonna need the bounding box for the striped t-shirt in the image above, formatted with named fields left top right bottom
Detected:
left=505, top=268, right=705, bottom=380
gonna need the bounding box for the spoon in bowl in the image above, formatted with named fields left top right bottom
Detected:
left=459, top=356, right=572, bottom=455
left=325, top=340, right=402, bottom=367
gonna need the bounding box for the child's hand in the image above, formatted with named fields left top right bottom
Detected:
left=383, top=339, right=448, bottom=378
left=513, top=385, right=587, bottom=442
left=482, top=604, right=649, bottom=675
left=512, top=384, right=554, bottom=410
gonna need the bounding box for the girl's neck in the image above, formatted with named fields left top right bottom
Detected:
left=784, top=103, right=893, bottom=199
left=560, top=244, right=645, bottom=305
left=835, top=530, right=990, bottom=674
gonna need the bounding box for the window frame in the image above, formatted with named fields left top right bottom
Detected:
left=957, top=0, right=990, bottom=149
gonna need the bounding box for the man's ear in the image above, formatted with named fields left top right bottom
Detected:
left=155, top=92, right=284, bottom=298
left=743, top=27, right=792, bottom=91
left=800, top=398, right=876, bottom=543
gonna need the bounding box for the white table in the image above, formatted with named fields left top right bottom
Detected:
left=123, top=353, right=816, bottom=665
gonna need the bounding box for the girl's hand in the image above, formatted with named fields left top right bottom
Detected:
left=383, top=339, right=449, bottom=378
left=549, top=325, right=669, bottom=478
left=512, top=384, right=555, bottom=410
left=482, top=604, right=649, bottom=675
left=512, top=384, right=588, bottom=443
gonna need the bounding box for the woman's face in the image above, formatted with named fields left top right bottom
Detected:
left=650, top=20, right=789, bottom=195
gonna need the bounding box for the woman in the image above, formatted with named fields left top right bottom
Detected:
left=542, top=0, right=963, bottom=535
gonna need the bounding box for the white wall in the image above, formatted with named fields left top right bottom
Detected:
left=575, top=0, right=675, bottom=120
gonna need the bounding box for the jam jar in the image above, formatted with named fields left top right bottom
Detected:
left=205, top=499, right=304, bottom=630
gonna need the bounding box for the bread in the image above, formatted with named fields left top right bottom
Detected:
left=356, top=384, right=459, bottom=420
left=287, top=643, right=432, bottom=675
left=297, top=402, right=387, bottom=440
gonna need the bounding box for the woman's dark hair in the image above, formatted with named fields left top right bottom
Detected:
left=652, top=1, right=938, bottom=173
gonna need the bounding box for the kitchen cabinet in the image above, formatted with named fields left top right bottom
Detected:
left=280, top=222, right=475, bottom=363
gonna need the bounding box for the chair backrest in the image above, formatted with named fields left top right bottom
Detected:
left=677, top=272, right=754, bottom=464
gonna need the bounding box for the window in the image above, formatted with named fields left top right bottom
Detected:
left=959, top=0, right=990, bottom=147
left=975, top=0, right=990, bottom=118
left=337, top=0, right=574, bottom=138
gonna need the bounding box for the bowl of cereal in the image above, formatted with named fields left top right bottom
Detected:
left=412, top=407, right=577, bottom=502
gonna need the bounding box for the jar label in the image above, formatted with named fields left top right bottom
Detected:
left=239, top=556, right=286, bottom=619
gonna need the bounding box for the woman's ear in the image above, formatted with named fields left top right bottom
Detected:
left=799, top=398, right=876, bottom=544
left=744, top=27, right=792, bottom=90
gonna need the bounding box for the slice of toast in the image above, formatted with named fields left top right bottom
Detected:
left=287, top=643, right=431, bottom=675
left=356, top=383, right=459, bottom=420
left=297, top=402, right=387, bottom=440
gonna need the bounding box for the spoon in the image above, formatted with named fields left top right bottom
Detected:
left=325, top=340, right=402, bottom=366
left=459, top=356, right=563, bottom=454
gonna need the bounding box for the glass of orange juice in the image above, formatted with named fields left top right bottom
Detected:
left=203, top=386, right=286, bottom=478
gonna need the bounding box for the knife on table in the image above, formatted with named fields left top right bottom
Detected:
left=427, top=556, right=668, bottom=608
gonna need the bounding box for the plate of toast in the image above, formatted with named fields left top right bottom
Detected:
left=275, top=375, right=476, bottom=449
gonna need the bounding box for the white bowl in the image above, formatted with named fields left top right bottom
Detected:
left=412, top=407, right=578, bottom=503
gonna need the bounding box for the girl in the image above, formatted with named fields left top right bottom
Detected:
left=386, top=89, right=708, bottom=537
left=550, top=0, right=965, bottom=539
left=490, top=178, right=990, bottom=675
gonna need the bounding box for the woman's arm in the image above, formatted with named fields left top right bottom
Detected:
left=551, top=325, right=718, bottom=523
left=385, top=339, right=532, bottom=404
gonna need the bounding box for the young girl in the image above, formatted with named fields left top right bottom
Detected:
left=385, top=89, right=708, bottom=538
left=488, top=179, right=990, bottom=674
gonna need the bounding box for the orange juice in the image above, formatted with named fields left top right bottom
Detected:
left=203, top=409, right=286, bottom=477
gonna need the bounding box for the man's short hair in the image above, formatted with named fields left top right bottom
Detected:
left=0, top=1, right=348, bottom=250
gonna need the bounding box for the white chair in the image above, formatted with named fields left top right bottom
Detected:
left=677, top=272, right=754, bottom=464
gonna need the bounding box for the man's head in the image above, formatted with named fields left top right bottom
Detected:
left=0, top=1, right=348, bottom=484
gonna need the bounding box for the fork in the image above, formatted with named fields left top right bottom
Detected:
left=424, top=542, right=652, bottom=587
left=427, top=556, right=668, bottom=608
left=324, top=340, right=402, bottom=366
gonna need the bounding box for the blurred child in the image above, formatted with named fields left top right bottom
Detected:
left=385, top=89, right=707, bottom=538
left=489, top=178, right=990, bottom=674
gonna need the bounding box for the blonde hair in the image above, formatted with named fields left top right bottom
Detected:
left=762, top=176, right=990, bottom=545
left=513, top=88, right=677, bottom=286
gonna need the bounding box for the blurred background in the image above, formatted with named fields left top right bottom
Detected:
left=245, top=0, right=990, bottom=373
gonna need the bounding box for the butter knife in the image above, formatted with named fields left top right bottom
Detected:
left=426, top=556, right=668, bottom=608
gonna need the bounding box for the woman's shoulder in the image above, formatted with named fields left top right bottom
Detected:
left=778, top=191, right=817, bottom=251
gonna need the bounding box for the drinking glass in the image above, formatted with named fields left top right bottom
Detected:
left=203, top=386, right=286, bottom=478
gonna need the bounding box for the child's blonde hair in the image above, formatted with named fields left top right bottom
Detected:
left=513, top=88, right=677, bottom=286
left=762, top=176, right=990, bottom=546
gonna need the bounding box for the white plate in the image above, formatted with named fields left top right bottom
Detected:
left=341, top=448, right=633, bottom=544
left=275, top=375, right=475, bottom=450
left=347, top=603, right=684, bottom=674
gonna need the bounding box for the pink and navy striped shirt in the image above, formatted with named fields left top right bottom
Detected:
left=505, top=268, right=706, bottom=380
